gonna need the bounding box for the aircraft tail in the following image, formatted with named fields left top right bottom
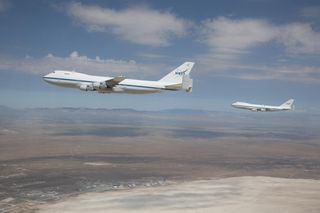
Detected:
left=280, top=99, right=294, bottom=109
left=159, top=62, right=195, bottom=92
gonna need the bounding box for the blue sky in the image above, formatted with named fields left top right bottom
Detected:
left=0, top=0, right=319, bottom=112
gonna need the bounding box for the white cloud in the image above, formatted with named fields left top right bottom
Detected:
left=200, top=17, right=320, bottom=56
left=279, top=23, right=320, bottom=54
left=201, top=17, right=276, bottom=52
left=228, top=64, right=320, bottom=83
left=65, top=2, right=189, bottom=47
left=0, top=51, right=167, bottom=78
left=196, top=56, right=320, bottom=83
left=196, top=17, right=320, bottom=83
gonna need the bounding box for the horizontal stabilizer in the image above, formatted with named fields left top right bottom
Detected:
left=182, top=75, right=193, bottom=92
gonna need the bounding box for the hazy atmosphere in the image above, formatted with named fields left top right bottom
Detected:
left=1, top=0, right=320, bottom=212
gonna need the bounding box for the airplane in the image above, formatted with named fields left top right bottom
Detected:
left=43, top=62, right=195, bottom=94
left=231, top=99, right=294, bottom=112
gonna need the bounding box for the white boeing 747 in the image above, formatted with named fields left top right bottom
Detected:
left=232, top=99, right=294, bottom=112
left=43, top=62, right=194, bottom=94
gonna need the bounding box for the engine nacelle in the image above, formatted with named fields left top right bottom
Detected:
left=79, top=84, right=94, bottom=91
left=112, top=87, right=124, bottom=92
left=253, top=108, right=266, bottom=112
left=93, top=82, right=107, bottom=90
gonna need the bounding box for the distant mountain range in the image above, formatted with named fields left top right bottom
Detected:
left=1, top=105, right=319, bottom=129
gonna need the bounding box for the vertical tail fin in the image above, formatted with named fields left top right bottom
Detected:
left=159, top=62, right=194, bottom=84
left=280, top=99, right=294, bottom=109
left=159, top=62, right=195, bottom=92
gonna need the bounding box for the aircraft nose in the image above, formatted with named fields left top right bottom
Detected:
left=231, top=102, right=239, bottom=107
left=43, top=73, right=50, bottom=82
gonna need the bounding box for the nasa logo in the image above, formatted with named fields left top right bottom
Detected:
left=175, top=69, right=187, bottom=75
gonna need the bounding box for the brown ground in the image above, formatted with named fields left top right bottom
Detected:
left=0, top=108, right=320, bottom=212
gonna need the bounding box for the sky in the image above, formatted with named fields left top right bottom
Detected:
left=0, top=0, right=319, bottom=112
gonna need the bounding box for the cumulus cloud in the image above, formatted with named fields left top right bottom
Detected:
left=0, top=51, right=166, bottom=78
left=196, top=17, right=320, bottom=83
left=65, top=2, right=189, bottom=47
left=201, top=18, right=276, bottom=53
left=196, top=56, right=320, bottom=83
left=279, top=23, right=320, bottom=54
left=200, top=17, right=320, bottom=56
left=225, top=64, right=320, bottom=83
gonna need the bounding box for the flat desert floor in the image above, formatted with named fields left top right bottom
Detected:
left=1, top=107, right=320, bottom=212
left=37, top=176, right=320, bottom=213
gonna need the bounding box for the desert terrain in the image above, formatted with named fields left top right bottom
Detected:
left=0, top=106, right=320, bottom=212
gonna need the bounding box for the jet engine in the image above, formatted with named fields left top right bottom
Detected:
left=254, top=108, right=266, bottom=112
left=79, top=84, right=94, bottom=91
left=112, top=87, right=124, bottom=92
left=93, top=82, right=107, bottom=90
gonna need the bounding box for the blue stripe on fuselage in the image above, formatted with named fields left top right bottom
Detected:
left=43, top=76, right=94, bottom=83
left=43, top=76, right=176, bottom=91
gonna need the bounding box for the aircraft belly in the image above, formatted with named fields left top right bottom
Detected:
left=120, top=87, right=160, bottom=94
left=46, top=79, right=79, bottom=88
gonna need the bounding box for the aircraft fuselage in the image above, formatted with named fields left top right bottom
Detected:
left=231, top=100, right=294, bottom=112
left=43, top=62, right=195, bottom=94
left=44, top=71, right=175, bottom=94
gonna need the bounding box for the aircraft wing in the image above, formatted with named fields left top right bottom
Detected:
left=105, top=76, right=125, bottom=87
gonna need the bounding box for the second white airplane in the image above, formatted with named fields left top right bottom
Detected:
left=43, top=62, right=195, bottom=94
left=232, top=99, right=294, bottom=112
